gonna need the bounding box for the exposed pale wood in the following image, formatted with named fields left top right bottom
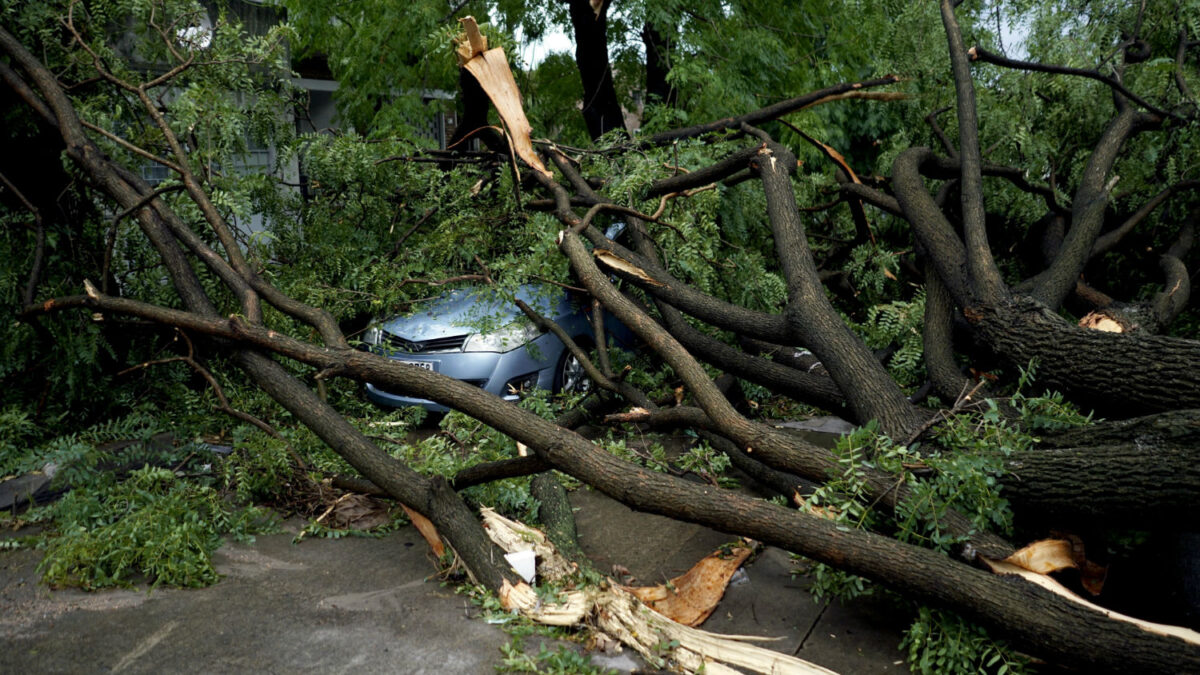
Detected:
left=400, top=503, right=445, bottom=557
left=620, top=543, right=755, bottom=627
left=456, top=18, right=549, bottom=177
left=1001, top=539, right=1076, bottom=575
left=484, top=509, right=836, bottom=674
left=981, top=558, right=1200, bottom=647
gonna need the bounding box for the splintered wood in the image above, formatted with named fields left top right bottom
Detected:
left=454, top=17, right=549, bottom=178
left=400, top=504, right=445, bottom=558
left=1078, top=310, right=1128, bottom=333
left=592, top=248, right=667, bottom=286
left=480, top=508, right=838, bottom=674
left=982, top=539, right=1200, bottom=648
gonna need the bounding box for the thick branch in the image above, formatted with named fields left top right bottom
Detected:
left=940, top=0, right=1007, bottom=303
left=1031, top=109, right=1143, bottom=309
left=578, top=226, right=794, bottom=342
left=971, top=297, right=1200, bottom=414
left=922, top=261, right=973, bottom=403
left=754, top=140, right=922, bottom=436
left=645, top=145, right=765, bottom=198
left=1006, top=442, right=1200, bottom=528
left=893, top=147, right=973, bottom=305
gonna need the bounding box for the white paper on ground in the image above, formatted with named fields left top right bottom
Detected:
left=504, top=550, right=536, bottom=584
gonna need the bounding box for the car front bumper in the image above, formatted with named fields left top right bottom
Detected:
left=364, top=334, right=566, bottom=412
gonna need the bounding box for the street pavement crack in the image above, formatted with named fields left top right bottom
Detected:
left=794, top=599, right=829, bottom=654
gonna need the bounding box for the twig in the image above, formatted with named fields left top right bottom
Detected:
left=116, top=329, right=307, bottom=469
left=0, top=171, right=45, bottom=306
left=901, top=379, right=988, bottom=446
left=924, top=106, right=958, bottom=158
left=295, top=493, right=353, bottom=543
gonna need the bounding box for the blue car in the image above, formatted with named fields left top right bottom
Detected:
left=362, top=283, right=632, bottom=412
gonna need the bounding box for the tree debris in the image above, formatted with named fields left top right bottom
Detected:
left=482, top=508, right=834, bottom=674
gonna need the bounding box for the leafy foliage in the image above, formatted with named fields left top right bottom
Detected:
left=0, top=2, right=1196, bottom=672
left=901, top=606, right=1031, bottom=675
left=34, top=466, right=275, bottom=589
left=497, top=639, right=614, bottom=675
left=859, top=290, right=927, bottom=389
left=2, top=410, right=171, bottom=485
left=800, top=373, right=1091, bottom=672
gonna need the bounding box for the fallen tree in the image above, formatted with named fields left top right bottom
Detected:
left=3, top=1, right=1200, bottom=672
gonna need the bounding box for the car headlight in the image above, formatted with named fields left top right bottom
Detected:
left=362, top=325, right=383, bottom=346
left=462, top=319, right=542, bottom=353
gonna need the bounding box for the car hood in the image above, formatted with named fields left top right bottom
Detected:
left=376, top=284, right=570, bottom=342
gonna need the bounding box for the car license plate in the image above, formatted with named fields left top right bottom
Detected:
left=399, top=360, right=434, bottom=371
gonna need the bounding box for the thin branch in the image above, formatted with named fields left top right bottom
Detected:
left=1091, top=179, right=1200, bottom=258
left=80, top=119, right=184, bottom=173
left=512, top=297, right=652, bottom=408
left=395, top=273, right=488, bottom=289
left=0, top=171, right=46, bottom=307
left=590, top=299, right=613, bottom=378
left=924, top=106, right=959, bottom=158
left=117, top=329, right=306, bottom=468
left=969, top=46, right=1176, bottom=120
left=640, top=78, right=904, bottom=146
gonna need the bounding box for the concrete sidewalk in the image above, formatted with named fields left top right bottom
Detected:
left=1, top=488, right=910, bottom=673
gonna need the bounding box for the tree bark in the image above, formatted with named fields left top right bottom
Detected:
left=754, top=140, right=923, bottom=437
left=565, top=0, right=626, bottom=140
left=1006, top=442, right=1200, bottom=527
left=1039, top=409, right=1200, bottom=448
left=922, top=261, right=974, bottom=403
left=971, top=297, right=1200, bottom=415
left=531, top=473, right=591, bottom=571
left=641, top=21, right=676, bottom=107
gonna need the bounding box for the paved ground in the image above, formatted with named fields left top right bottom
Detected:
left=0, top=480, right=911, bottom=674
left=0, top=419, right=910, bottom=674
left=570, top=488, right=912, bottom=673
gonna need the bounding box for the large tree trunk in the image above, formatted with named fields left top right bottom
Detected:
left=1006, top=441, right=1200, bottom=527
left=565, top=0, right=626, bottom=140
left=641, top=21, right=675, bottom=107
left=972, top=297, right=1200, bottom=415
